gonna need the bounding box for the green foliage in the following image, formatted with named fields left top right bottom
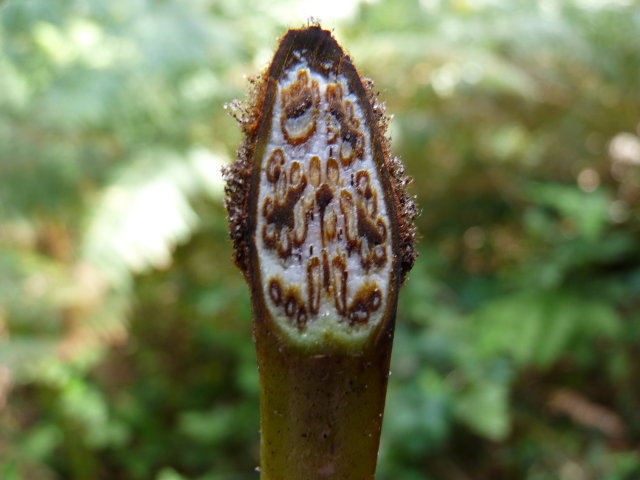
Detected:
left=1, top=0, right=640, bottom=479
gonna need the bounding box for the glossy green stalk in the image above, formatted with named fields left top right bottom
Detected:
left=254, top=313, right=395, bottom=479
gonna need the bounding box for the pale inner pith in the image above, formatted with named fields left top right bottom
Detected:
left=256, top=62, right=391, bottom=340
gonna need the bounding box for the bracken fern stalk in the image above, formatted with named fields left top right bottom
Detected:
left=223, top=25, right=417, bottom=480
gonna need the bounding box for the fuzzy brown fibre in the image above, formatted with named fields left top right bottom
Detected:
left=222, top=76, right=266, bottom=274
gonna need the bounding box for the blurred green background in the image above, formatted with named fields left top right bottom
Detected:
left=1, top=0, right=640, bottom=479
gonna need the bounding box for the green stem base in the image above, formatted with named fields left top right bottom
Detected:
left=255, top=320, right=394, bottom=480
